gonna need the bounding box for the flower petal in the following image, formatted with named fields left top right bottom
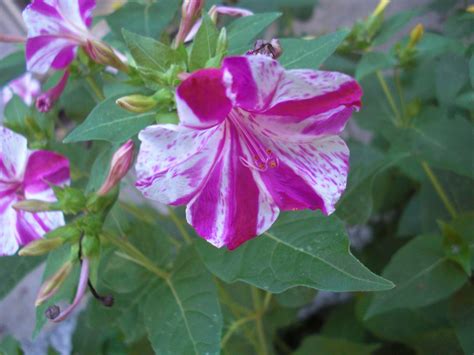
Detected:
left=186, top=124, right=279, bottom=249
left=0, top=127, right=28, bottom=182
left=222, top=55, right=284, bottom=112
left=262, top=69, right=362, bottom=118
left=0, top=196, right=20, bottom=256
left=16, top=210, right=65, bottom=246
left=176, top=68, right=232, bottom=128
left=26, top=36, right=77, bottom=74
left=136, top=124, right=225, bottom=205
left=23, top=150, right=70, bottom=200
left=267, top=135, right=350, bottom=215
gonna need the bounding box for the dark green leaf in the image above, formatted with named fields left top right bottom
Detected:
left=469, top=55, right=474, bottom=88
left=355, top=52, right=396, bottom=80
left=198, top=211, right=394, bottom=293
left=0, top=336, right=21, bottom=355
left=227, top=13, right=282, bottom=54
left=449, top=284, right=474, bottom=355
left=373, top=10, right=419, bottom=45
left=0, top=255, right=43, bottom=301
left=435, top=53, right=469, bottom=106
left=279, top=30, right=349, bottom=70
left=365, top=235, right=469, bottom=319
left=274, top=286, right=316, bottom=308
left=64, top=95, right=156, bottom=143
left=144, top=247, right=222, bottom=355
left=295, top=336, right=379, bottom=355
left=0, top=50, right=25, bottom=87
left=107, top=1, right=179, bottom=39
left=189, top=14, right=219, bottom=71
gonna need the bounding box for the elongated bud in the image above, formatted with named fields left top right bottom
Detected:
left=372, top=0, right=390, bottom=17
left=86, top=39, right=129, bottom=73
left=175, top=0, right=205, bottom=46
left=408, top=24, right=424, bottom=48
left=116, top=94, right=158, bottom=113
left=467, top=5, right=474, bottom=13
left=19, top=237, right=64, bottom=256
left=13, top=199, right=54, bottom=213
left=36, top=261, right=74, bottom=307
left=97, top=140, right=134, bottom=196
left=36, top=71, right=69, bottom=113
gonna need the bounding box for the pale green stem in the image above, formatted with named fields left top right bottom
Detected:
left=376, top=70, right=402, bottom=125
left=252, top=287, right=268, bottom=355
left=421, top=161, right=458, bottom=219
left=221, top=314, right=257, bottom=348
left=85, top=76, right=105, bottom=101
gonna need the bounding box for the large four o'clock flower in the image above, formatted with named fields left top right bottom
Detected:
left=0, top=127, right=70, bottom=256
left=136, top=55, right=362, bottom=249
left=22, top=0, right=96, bottom=74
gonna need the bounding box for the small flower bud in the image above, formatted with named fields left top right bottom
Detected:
left=408, top=24, right=424, bottom=48
left=467, top=5, right=474, bottom=13
left=36, top=261, right=74, bottom=307
left=13, top=199, right=54, bottom=213
left=35, top=71, right=70, bottom=113
left=19, top=237, right=64, bottom=256
left=97, top=140, right=134, bottom=196
left=372, top=0, right=390, bottom=18
left=175, top=0, right=205, bottom=46
left=116, top=94, right=158, bottom=113
left=85, top=39, right=129, bottom=73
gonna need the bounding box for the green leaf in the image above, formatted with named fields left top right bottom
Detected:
left=0, top=336, right=21, bottom=355
left=144, top=247, right=222, bottom=355
left=321, top=302, right=367, bottom=343
left=64, top=95, right=155, bottom=144
left=197, top=211, right=394, bottom=293
left=355, top=52, right=396, bottom=80
left=373, top=10, right=419, bottom=46
left=295, top=336, right=379, bottom=355
left=469, top=55, right=474, bottom=88
left=0, top=255, right=43, bottom=301
left=435, top=53, right=469, bottom=106
left=239, top=0, right=318, bottom=11
left=34, top=246, right=79, bottom=338
left=3, top=95, right=29, bottom=129
left=365, top=235, right=469, bottom=319
left=107, top=1, right=179, bottom=39
left=274, top=286, right=316, bottom=308
left=189, top=14, right=219, bottom=71
left=227, top=13, right=282, bottom=54
left=279, top=30, right=349, bottom=70
left=123, top=30, right=186, bottom=89
left=0, top=50, right=25, bottom=87
left=449, top=284, right=474, bottom=355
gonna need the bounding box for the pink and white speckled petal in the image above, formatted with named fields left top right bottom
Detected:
left=16, top=210, right=65, bottom=246
left=186, top=124, right=279, bottom=250
left=222, top=55, right=284, bottom=112
left=135, top=124, right=225, bottom=205
left=268, top=135, right=350, bottom=215
left=176, top=68, right=232, bottom=129
left=23, top=150, right=70, bottom=200
left=262, top=69, right=362, bottom=118
left=0, top=127, right=28, bottom=182
left=26, top=36, right=77, bottom=74
left=0, top=197, right=19, bottom=256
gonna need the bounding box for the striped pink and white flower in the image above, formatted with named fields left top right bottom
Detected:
left=1, top=73, right=41, bottom=106
left=0, top=127, right=70, bottom=256
left=22, top=0, right=95, bottom=74
left=135, top=55, right=362, bottom=249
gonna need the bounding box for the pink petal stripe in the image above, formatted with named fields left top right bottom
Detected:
left=26, top=36, right=77, bottom=74
left=0, top=127, right=28, bottom=182
left=176, top=68, right=232, bottom=128
left=186, top=123, right=279, bottom=249
left=135, top=124, right=225, bottom=205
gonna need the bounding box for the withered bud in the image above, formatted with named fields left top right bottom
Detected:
left=247, top=39, right=283, bottom=59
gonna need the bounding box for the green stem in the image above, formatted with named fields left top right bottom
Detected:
left=102, top=232, right=169, bottom=279
left=85, top=76, right=105, bottom=101
left=252, top=288, right=268, bottom=355
left=376, top=70, right=401, bottom=125
left=168, top=207, right=193, bottom=245
left=421, top=162, right=458, bottom=219
left=221, top=314, right=257, bottom=348
left=394, top=68, right=407, bottom=124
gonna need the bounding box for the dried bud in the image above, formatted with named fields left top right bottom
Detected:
left=116, top=94, right=158, bottom=113
left=247, top=39, right=283, bottom=59
left=13, top=199, right=54, bottom=213
left=408, top=24, right=424, bottom=48
left=45, top=305, right=61, bottom=320
left=86, top=39, right=129, bottom=73
left=36, top=261, right=74, bottom=307
left=97, top=140, right=135, bottom=196
left=19, top=237, right=64, bottom=256
left=35, top=71, right=70, bottom=113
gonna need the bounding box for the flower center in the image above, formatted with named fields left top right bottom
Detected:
left=229, top=110, right=279, bottom=172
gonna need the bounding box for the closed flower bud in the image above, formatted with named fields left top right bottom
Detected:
left=175, top=0, right=205, bottom=46
left=408, top=24, right=424, bottom=48
left=98, top=140, right=135, bottom=196
left=86, top=39, right=129, bottom=73
left=35, top=261, right=74, bottom=307
left=116, top=94, right=158, bottom=113
left=467, top=5, right=474, bottom=13
left=13, top=199, right=54, bottom=213
left=19, top=237, right=64, bottom=256
left=372, top=0, right=390, bottom=18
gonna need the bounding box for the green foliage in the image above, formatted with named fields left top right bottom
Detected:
left=0, top=255, right=43, bottom=301
left=0, top=50, right=25, bottom=87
